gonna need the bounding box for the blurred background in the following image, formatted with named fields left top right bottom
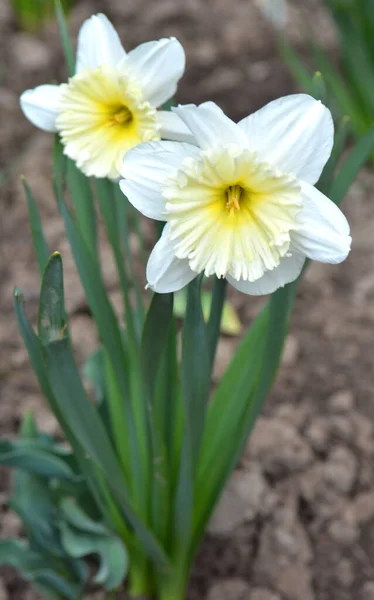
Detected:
left=1, top=1, right=374, bottom=599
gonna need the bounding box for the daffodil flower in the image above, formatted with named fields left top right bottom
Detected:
left=20, top=14, right=185, bottom=179
left=120, top=96, right=351, bottom=295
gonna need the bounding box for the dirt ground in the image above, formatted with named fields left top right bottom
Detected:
left=1, top=0, right=374, bottom=599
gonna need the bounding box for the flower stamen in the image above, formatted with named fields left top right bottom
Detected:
left=111, top=106, right=133, bottom=126
left=226, top=185, right=243, bottom=216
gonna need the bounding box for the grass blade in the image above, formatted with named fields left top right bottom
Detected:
left=329, top=124, right=374, bottom=205
left=55, top=0, right=75, bottom=77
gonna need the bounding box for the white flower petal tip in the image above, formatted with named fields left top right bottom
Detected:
left=292, top=182, right=352, bottom=264
left=227, top=249, right=305, bottom=296
left=120, top=140, right=200, bottom=220
left=20, top=85, right=62, bottom=132
left=157, top=111, right=197, bottom=145
left=172, top=102, right=249, bottom=149
left=238, top=94, right=334, bottom=185
left=126, top=37, right=185, bottom=107
left=76, top=13, right=126, bottom=73
left=146, top=225, right=197, bottom=293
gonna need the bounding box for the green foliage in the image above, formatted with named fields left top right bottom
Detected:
left=0, top=413, right=127, bottom=599
left=6, top=112, right=373, bottom=598
left=10, top=0, right=74, bottom=33
left=6, top=8, right=374, bottom=599
left=281, top=0, right=374, bottom=145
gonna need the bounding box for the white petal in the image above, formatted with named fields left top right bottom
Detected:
left=76, top=14, right=126, bottom=73
left=147, top=224, right=197, bottom=293
left=238, top=94, right=334, bottom=185
left=292, top=182, right=351, bottom=264
left=120, top=140, right=200, bottom=220
left=172, top=102, right=249, bottom=150
left=157, top=111, right=197, bottom=145
left=227, top=250, right=305, bottom=296
left=126, top=38, right=185, bottom=107
left=20, top=85, right=62, bottom=132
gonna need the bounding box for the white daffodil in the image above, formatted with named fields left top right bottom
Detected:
left=20, top=14, right=186, bottom=179
left=120, top=95, right=351, bottom=296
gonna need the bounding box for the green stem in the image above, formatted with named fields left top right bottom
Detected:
left=157, top=564, right=189, bottom=600
left=207, top=277, right=227, bottom=371
left=128, top=545, right=154, bottom=598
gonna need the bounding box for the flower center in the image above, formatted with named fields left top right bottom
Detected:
left=56, top=65, right=160, bottom=179
left=225, top=185, right=243, bottom=216
left=164, top=146, right=302, bottom=281
left=111, top=105, right=133, bottom=126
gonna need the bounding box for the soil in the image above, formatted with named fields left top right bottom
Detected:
left=1, top=1, right=374, bottom=599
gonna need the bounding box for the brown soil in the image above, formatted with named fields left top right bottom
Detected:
left=1, top=1, right=374, bottom=600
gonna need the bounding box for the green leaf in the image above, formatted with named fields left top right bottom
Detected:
left=141, top=292, right=174, bottom=544
left=172, top=278, right=210, bottom=559
left=66, top=159, right=97, bottom=259
left=317, top=115, right=351, bottom=194
left=38, top=253, right=168, bottom=567
left=55, top=0, right=75, bottom=77
left=0, top=439, right=79, bottom=481
left=38, top=253, right=67, bottom=346
left=174, top=288, right=241, bottom=336
left=142, top=292, right=174, bottom=404
left=60, top=498, right=107, bottom=535
left=13, top=290, right=133, bottom=531
left=60, top=498, right=128, bottom=590
left=206, top=278, right=228, bottom=372
left=312, top=71, right=327, bottom=103
left=19, top=410, right=39, bottom=439
left=279, top=37, right=314, bottom=94
left=22, top=176, right=49, bottom=276
left=0, top=540, right=83, bottom=600
left=82, top=347, right=106, bottom=404
left=181, top=277, right=210, bottom=462
left=329, top=124, right=374, bottom=205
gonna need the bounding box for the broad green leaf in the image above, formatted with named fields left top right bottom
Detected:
left=60, top=498, right=128, bottom=590
left=11, top=476, right=65, bottom=558
left=0, top=540, right=83, bottom=600
left=0, top=439, right=78, bottom=481
left=60, top=498, right=107, bottom=535
left=181, top=278, right=211, bottom=462
left=141, top=292, right=174, bottom=544
left=22, top=176, right=49, bottom=276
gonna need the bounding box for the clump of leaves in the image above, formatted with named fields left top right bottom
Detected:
left=0, top=412, right=128, bottom=599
